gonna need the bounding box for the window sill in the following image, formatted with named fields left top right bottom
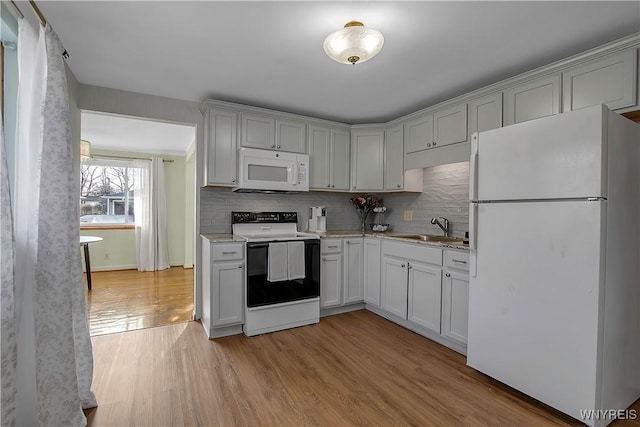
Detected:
left=80, top=224, right=135, bottom=231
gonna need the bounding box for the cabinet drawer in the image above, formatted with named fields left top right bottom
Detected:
left=383, top=241, right=442, bottom=266
left=212, top=243, right=244, bottom=261
left=321, top=239, right=343, bottom=254
left=445, top=250, right=470, bottom=272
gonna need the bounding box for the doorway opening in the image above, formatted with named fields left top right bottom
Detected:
left=80, top=111, right=197, bottom=336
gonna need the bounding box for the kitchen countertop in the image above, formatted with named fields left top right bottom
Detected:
left=201, top=232, right=469, bottom=250
left=313, top=230, right=470, bottom=251
left=200, top=233, right=246, bottom=243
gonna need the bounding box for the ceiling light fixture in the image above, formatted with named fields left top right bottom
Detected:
left=323, top=20, right=384, bottom=65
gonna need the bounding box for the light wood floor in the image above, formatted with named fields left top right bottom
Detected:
left=86, top=268, right=194, bottom=336
left=84, top=310, right=640, bottom=426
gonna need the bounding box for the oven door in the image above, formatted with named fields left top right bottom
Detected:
left=246, top=240, right=320, bottom=307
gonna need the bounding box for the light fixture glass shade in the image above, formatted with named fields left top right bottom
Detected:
left=323, top=21, right=384, bottom=65
left=80, top=139, right=91, bottom=160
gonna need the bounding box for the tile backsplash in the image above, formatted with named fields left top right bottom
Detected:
left=200, top=161, right=469, bottom=237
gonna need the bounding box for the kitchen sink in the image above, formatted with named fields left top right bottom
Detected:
left=387, top=233, right=464, bottom=243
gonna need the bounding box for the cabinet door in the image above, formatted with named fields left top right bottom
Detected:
left=320, top=253, right=343, bottom=308
left=407, top=262, right=442, bottom=333
left=504, top=74, right=561, bottom=125
left=343, top=239, right=364, bottom=304
left=212, top=261, right=244, bottom=326
left=442, top=270, right=469, bottom=345
left=433, top=102, right=468, bottom=147
left=381, top=256, right=408, bottom=318
left=363, top=238, right=381, bottom=307
left=205, top=108, right=238, bottom=186
left=563, top=50, right=637, bottom=112
left=241, top=114, right=275, bottom=149
left=308, top=125, right=331, bottom=189
left=384, top=125, right=404, bottom=190
left=469, top=92, right=503, bottom=140
left=404, top=114, right=433, bottom=154
left=331, top=129, right=351, bottom=190
left=276, top=119, right=306, bottom=153
left=351, top=129, right=384, bottom=191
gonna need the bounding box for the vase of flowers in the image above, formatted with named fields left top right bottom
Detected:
left=349, top=194, right=381, bottom=233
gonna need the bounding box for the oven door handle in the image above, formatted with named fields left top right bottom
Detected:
left=247, top=242, right=270, bottom=249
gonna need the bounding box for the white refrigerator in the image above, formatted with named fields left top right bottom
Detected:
left=467, top=105, right=640, bottom=426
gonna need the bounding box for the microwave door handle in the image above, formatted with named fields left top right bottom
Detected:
left=292, top=163, right=297, bottom=186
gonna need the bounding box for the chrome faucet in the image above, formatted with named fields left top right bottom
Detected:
left=431, top=217, right=450, bottom=237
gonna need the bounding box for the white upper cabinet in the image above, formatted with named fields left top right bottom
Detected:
left=469, top=92, right=503, bottom=139
left=308, top=125, right=331, bottom=189
left=433, top=102, right=468, bottom=148
left=241, top=113, right=275, bottom=149
left=384, top=125, right=404, bottom=190
left=331, top=129, right=351, bottom=191
left=241, top=113, right=306, bottom=153
left=404, top=114, right=433, bottom=154
left=308, top=125, right=350, bottom=190
left=275, top=119, right=306, bottom=153
left=504, top=74, right=561, bottom=125
left=562, top=50, right=637, bottom=112
left=204, top=108, right=238, bottom=186
left=351, top=128, right=384, bottom=191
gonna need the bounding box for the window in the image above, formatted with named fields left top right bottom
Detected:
left=80, top=159, right=141, bottom=227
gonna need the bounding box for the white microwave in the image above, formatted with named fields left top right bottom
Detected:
left=234, top=147, right=309, bottom=193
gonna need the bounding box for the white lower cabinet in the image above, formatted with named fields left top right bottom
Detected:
left=381, top=256, right=409, bottom=317
left=320, top=239, right=343, bottom=308
left=343, top=238, right=364, bottom=304
left=201, top=238, right=245, bottom=338
left=381, top=241, right=443, bottom=334
left=407, top=261, right=442, bottom=333
left=441, top=249, right=470, bottom=346
left=320, top=238, right=365, bottom=310
left=363, top=238, right=381, bottom=307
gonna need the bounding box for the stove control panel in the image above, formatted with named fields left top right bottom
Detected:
left=232, top=211, right=298, bottom=224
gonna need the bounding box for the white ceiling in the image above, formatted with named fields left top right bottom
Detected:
left=37, top=1, right=640, bottom=127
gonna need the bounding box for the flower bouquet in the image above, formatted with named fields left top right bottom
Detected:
left=349, top=194, right=381, bottom=232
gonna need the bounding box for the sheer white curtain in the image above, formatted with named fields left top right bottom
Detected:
left=1, top=21, right=97, bottom=427
left=133, top=157, right=169, bottom=271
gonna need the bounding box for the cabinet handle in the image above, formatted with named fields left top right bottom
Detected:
left=327, top=184, right=331, bottom=188
left=276, top=145, right=281, bottom=149
left=408, top=264, right=412, bottom=269
left=271, top=144, right=276, bottom=148
left=238, top=264, right=243, bottom=269
left=427, top=143, right=432, bottom=148
left=397, top=184, right=401, bottom=188
left=328, top=245, right=338, bottom=249
left=222, top=251, right=237, bottom=254
left=232, top=179, right=236, bottom=183
left=401, top=263, right=406, bottom=268
left=433, top=142, right=437, bottom=147
left=452, top=259, right=467, bottom=264
left=322, top=257, right=327, bottom=261
left=331, top=185, right=335, bottom=188
left=445, top=273, right=451, bottom=278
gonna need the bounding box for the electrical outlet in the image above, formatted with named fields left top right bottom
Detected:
left=404, top=210, right=413, bottom=221
left=104, top=253, right=110, bottom=260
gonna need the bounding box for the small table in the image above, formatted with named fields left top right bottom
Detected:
left=80, top=236, right=103, bottom=290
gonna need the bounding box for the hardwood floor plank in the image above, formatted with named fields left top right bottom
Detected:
left=86, top=268, right=194, bottom=336
left=86, top=310, right=639, bottom=426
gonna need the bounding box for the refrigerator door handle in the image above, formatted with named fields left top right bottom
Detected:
left=469, top=133, right=479, bottom=201
left=469, top=202, right=478, bottom=277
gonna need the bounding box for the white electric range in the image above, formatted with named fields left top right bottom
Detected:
left=232, top=212, right=320, bottom=336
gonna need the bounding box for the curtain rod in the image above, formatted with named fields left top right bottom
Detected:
left=90, top=154, right=174, bottom=163
left=28, top=0, right=46, bottom=25
left=20, top=1, right=70, bottom=59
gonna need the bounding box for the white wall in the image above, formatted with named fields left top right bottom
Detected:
left=184, top=141, right=196, bottom=268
